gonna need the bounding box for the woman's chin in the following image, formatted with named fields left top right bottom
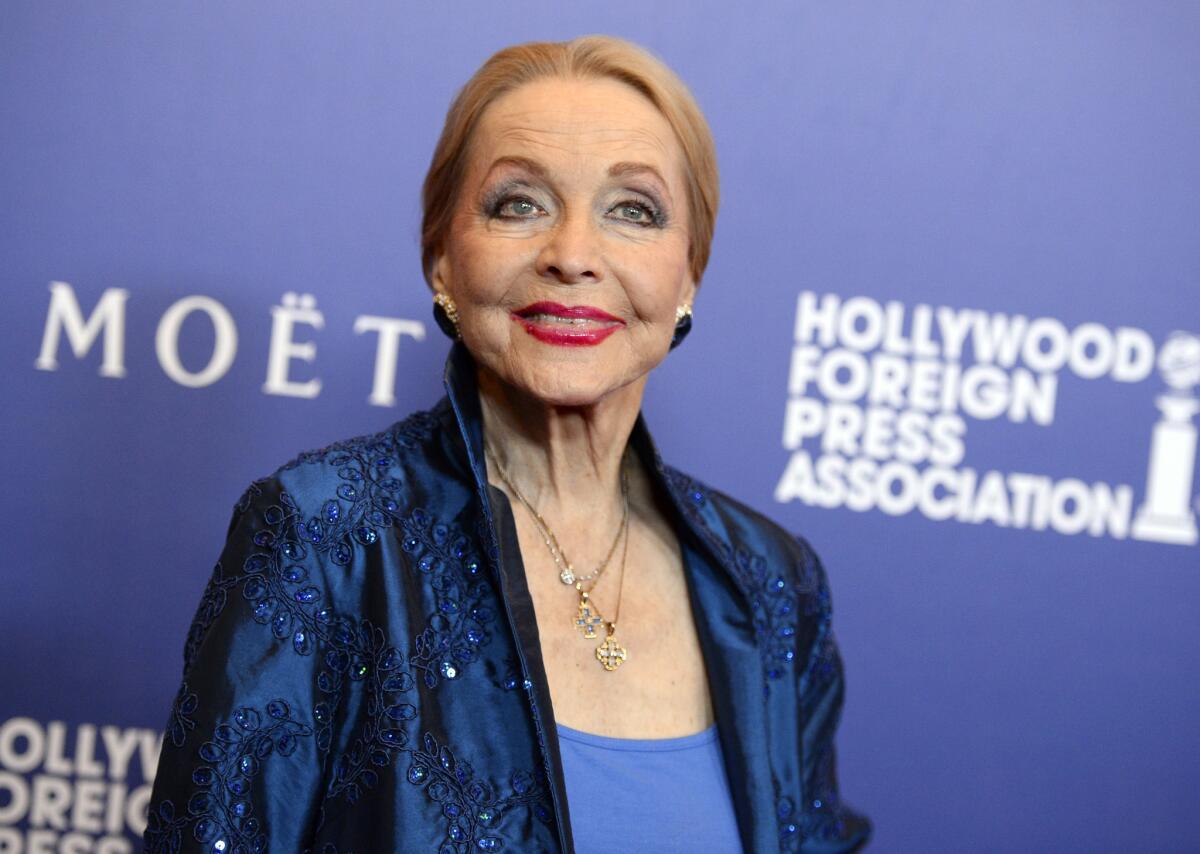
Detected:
left=501, top=362, right=643, bottom=411
left=468, top=334, right=655, bottom=411
left=518, top=375, right=621, bottom=409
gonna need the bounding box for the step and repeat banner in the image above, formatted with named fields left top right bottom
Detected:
left=3, top=3, right=1197, bottom=852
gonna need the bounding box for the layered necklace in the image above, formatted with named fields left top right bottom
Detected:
left=486, top=446, right=632, bottom=672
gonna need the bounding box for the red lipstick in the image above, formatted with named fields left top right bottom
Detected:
left=512, top=301, right=624, bottom=347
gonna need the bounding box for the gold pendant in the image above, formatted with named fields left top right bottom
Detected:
left=595, top=627, right=627, bottom=672
left=573, top=591, right=604, bottom=639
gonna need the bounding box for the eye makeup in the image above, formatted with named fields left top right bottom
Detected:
left=480, top=180, right=548, bottom=220
left=477, top=154, right=676, bottom=231
left=608, top=188, right=668, bottom=228
left=477, top=177, right=671, bottom=229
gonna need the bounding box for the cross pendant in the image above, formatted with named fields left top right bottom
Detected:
left=573, top=591, right=604, bottom=639
left=595, top=627, right=627, bottom=672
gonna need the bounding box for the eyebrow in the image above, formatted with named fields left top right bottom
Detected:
left=607, top=161, right=668, bottom=188
left=485, top=156, right=549, bottom=179
left=484, top=157, right=670, bottom=194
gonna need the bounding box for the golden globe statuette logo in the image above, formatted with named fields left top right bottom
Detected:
left=1132, top=331, right=1200, bottom=545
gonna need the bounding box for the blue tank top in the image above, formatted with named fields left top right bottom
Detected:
left=556, top=722, right=744, bottom=853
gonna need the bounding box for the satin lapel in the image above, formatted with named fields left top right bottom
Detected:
left=631, top=416, right=781, bottom=854
left=442, top=344, right=575, bottom=854
left=442, top=343, right=775, bottom=854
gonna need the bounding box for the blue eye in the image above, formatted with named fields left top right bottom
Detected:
left=493, top=196, right=542, bottom=219
left=487, top=191, right=663, bottom=227
left=610, top=200, right=662, bottom=227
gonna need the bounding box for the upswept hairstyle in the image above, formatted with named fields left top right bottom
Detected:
left=420, top=35, right=720, bottom=287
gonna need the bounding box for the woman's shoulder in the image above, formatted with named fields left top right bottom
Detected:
left=210, top=400, right=469, bottom=597
left=185, top=400, right=467, bottom=667
left=267, top=402, right=447, bottom=488
left=229, top=401, right=453, bottom=522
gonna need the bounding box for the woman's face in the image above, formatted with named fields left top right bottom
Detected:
left=432, top=76, right=696, bottom=408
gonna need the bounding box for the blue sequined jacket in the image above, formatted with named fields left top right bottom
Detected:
left=144, top=344, right=871, bottom=854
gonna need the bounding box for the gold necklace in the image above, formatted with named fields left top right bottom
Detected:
left=594, top=515, right=630, bottom=672
left=485, top=446, right=628, bottom=586
left=486, top=446, right=631, bottom=672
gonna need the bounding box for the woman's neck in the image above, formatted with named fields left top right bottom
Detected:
left=476, top=365, right=645, bottom=523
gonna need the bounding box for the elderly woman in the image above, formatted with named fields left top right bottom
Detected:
left=144, top=35, right=870, bottom=854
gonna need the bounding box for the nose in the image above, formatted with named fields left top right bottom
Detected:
left=534, top=210, right=604, bottom=284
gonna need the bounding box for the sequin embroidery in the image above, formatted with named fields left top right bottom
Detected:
left=156, top=409, right=547, bottom=853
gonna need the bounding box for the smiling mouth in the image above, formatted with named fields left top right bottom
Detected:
left=511, top=301, right=624, bottom=346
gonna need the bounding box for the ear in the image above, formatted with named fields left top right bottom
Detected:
left=430, top=251, right=452, bottom=297
left=681, top=274, right=698, bottom=310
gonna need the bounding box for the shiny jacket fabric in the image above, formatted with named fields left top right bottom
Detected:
left=144, top=344, right=871, bottom=853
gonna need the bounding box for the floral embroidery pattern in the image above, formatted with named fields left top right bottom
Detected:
left=234, top=479, right=265, bottom=515
left=159, top=411, right=546, bottom=852
left=167, top=682, right=198, bottom=748
left=143, top=798, right=190, bottom=854
left=311, top=505, right=496, bottom=804
left=734, top=545, right=799, bottom=681
left=289, top=451, right=402, bottom=567
left=183, top=563, right=239, bottom=674
left=664, top=463, right=843, bottom=852
left=145, top=699, right=313, bottom=854
left=777, top=775, right=849, bottom=850
left=321, top=619, right=413, bottom=804
left=204, top=699, right=310, bottom=853
left=785, top=743, right=849, bottom=849
left=398, top=508, right=494, bottom=689
left=403, top=731, right=551, bottom=853
left=661, top=465, right=801, bottom=687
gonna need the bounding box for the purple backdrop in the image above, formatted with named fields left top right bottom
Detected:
left=3, top=2, right=1198, bottom=851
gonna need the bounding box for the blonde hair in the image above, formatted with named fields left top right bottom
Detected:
left=421, top=35, right=719, bottom=286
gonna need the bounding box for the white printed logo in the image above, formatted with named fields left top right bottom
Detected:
left=1131, top=332, right=1200, bottom=545
left=0, top=716, right=161, bottom=852
left=34, top=281, right=428, bottom=406
left=774, top=291, right=1198, bottom=546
